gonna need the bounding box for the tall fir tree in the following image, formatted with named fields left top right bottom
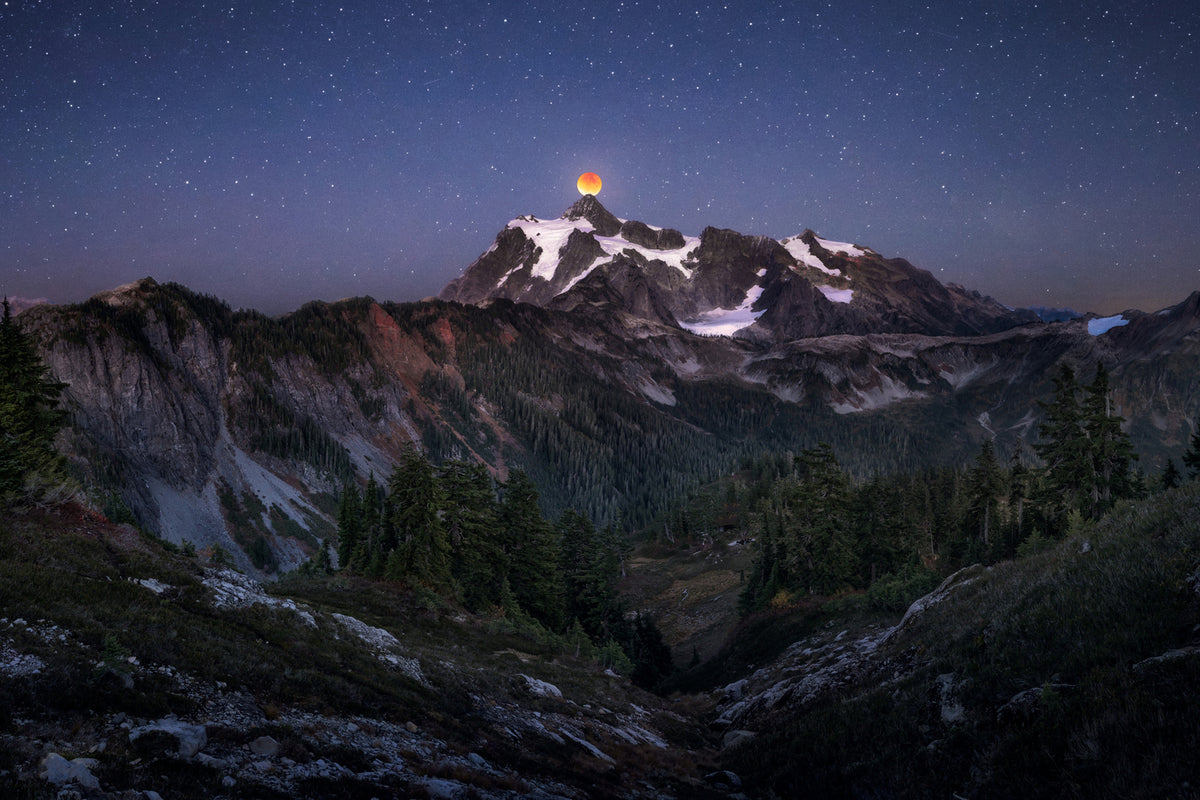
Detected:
left=440, top=460, right=502, bottom=611
left=388, top=447, right=450, bottom=588
left=0, top=299, right=68, bottom=504
left=793, top=443, right=857, bottom=595
left=499, top=470, right=564, bottom=628
left=1033, top=364, right=1092, bottom=530
left=335, top=482, right=362, bottom=569
left=1161, top=458, right=1182, bottom=491
left=1182, top=416, right=1200, bottom=480
left=964, top=438, right=1006, bottom=557
left=1081, top=362, right=1136, bottom=515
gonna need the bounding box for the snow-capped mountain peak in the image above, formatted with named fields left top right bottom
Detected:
left=440, top=197, right=1034, bottom=340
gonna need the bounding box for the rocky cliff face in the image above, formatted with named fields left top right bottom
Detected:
left=18, top=275, right=1200, bottom=569
left=442, top=197, right=1037, bottom=341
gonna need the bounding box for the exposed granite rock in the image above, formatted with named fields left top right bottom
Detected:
left=40, top=753, right=101, bottom=791
left=562, top=194, right=621, bottom=236
left=619, top=219, right=686, bottom=250
left=129, top=716, right=208, bottom=758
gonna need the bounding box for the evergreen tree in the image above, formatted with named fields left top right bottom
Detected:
left=1081, top=363, right=1136, bottom=515
left=789, top=443, right=856, bottom=595
left=499, top=470, right=565, bottom=628
left=315, top=538, right=334, bottom=573
left=1033, top=364, right=1091, bottom=530
left=389, top=448, right=450, bottom=588
left=440, top=460, right=501, bottom=611
left=0, top=299, right=68, bottom=504
left=558, top=509, right=623, bottom=639
left=1182, top=416, right=1200, bottom=480
left=1005, top=454, right=1031, bottom=555
left=627, top=613, right=674, bottom=690
left=361, top=472, right=385, bottom=568
left=336, top=482, right=363, bottom=569
left=1161, top=458, right=1182, bottom=491
left=739, top=514, right=779, bottom=614
left=964, top=438, right=1006, bottom=557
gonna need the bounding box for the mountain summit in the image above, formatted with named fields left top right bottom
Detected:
left=439, top=197, right=1035, bottom=339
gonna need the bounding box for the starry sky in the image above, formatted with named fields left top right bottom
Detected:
left=3, top=1, right=1198, bottom=315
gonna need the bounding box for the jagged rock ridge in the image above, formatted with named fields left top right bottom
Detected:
left=441, top=196, right=1037, bottom=340
left=15, top=212, right=1200, bottom=570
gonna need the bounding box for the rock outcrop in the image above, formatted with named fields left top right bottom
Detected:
left=441, top=196, right=1036, bottom=341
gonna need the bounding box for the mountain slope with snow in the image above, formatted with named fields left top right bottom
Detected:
left=440, top=196, right=1036, bottom=340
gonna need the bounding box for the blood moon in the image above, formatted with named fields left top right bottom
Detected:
left=577, top=172, right=602, bottom=196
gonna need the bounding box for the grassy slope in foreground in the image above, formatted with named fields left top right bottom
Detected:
left=727, top=482, right=1200, bottom=799
left=0, top=504, right=725, bottom=799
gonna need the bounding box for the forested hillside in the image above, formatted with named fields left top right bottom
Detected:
left=15, top=278, right=1200, bottom=571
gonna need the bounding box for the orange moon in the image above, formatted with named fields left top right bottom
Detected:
left=577, top=172, right=602, bottom=196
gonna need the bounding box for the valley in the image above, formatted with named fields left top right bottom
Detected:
left=3, top=196, right=1200, bottom=797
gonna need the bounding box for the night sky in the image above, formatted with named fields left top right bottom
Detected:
left=3, top=1, right=1198, bottom=316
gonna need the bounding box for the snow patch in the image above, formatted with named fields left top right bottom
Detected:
left=939, top=360, right=992, bottom=389
left=815, top=236, right=867, bottom=257
left=819, top=285, right=854, bottom=304
left=505, top=215, right=700, bottom=291
left=1087, top=315, right=1129, bottom=336
left=594, top=232, right=700, bottom=277
left=679, top=286, right=766, bottom=337
left=781, top=236, right=839, bottom=275
left=507, top=216, right=586, bottom=282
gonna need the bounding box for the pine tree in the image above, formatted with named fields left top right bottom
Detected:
left=558, top=509, right=624, bottom=640
left=789, top=443, right=856, bottom=595
left=964, top=438, right=1006, bottom=556
left=336, top=482, right=362, bottom=569
left=0, top=299, right=68, bottom=504
left=389, top=447, right=450, bottom=588
left=738, top=514, right=778, bottom=614
left=440, top=460, right=501, bottom=611
left=1081, top=363, right=1136, bottom=515
left=1006, top=454, right=1031, bottom=555
left=1182, top=417, right=1200, bottom=480
left=1033, top=364, right=1091, bottom=530
left=361, top=472, right=384, bottom=567
left=499, top=470, right=564, bottom=629
left=627, top=613, right=674, bottom=690
left=1161, top=459, right=1182, bottom=491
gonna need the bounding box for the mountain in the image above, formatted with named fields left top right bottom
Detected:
left=0, top=502, right=729, bottom=799
left=7, top=198, right=1200, bottom=799
left=441, top=195, right=1038, bottom=340
left=4, top=465, right=1199, bottom=798
left=14, top=200, right=1200, bottom=572
left=713, top=481, right=1200, bottom=797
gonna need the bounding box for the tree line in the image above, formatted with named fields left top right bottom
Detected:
left=0, top=299, right=69, bottom=507
left=738, top=361, right=1200, bottom=614
left=330, top=449, right=673, bottom=689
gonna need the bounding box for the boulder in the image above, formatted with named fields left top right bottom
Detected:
left=129, top=716, right=208, bottom=758
left=722, top=729, right=757, bottom=749
left=520, top=674, right=563, bottom=699
left=249, top=735, right=280, bottom=757
left=40, top=753, right=101, bottom=790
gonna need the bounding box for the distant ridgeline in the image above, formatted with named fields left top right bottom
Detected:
left=15, top=212, right=1200, bottom=572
